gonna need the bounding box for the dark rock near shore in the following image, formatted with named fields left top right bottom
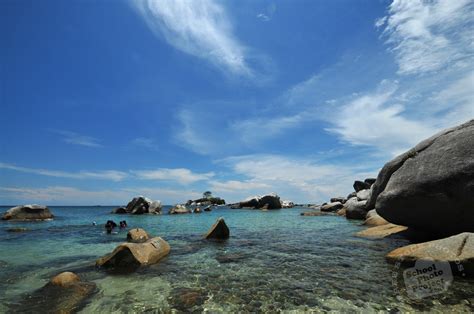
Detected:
left=205, top=217, right=229, bottom=239
left=353, top=180, right=370, bottom=192
left=364, top=178, right=376, bottom=185
left=330, top=197, right=346, bottom=204
left=344, top=198, right=368, bottom=220
left=320, top=202, right=343, bottom=212
left=112, top=207, right=127, bottom=214
left=301, top=211, right=334, bottom=216
left=2, top=205, right=53, bottom=221
left=6, top=227, right=29, bottom=233
left=368, top=119, right=474, bottom=235
left=203, top=205, right=212, bottom=212
left=96, top=237, right=170, bottom=269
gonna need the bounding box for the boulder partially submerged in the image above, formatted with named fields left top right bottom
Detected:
left=96, top=237, right=170, bottom=269
left=320, top=202, right=343, bottom=212
left=2, top=205, right=53, bottom=221
left=205, top=218, right=230, bottom=240
left=112, top=196, right=162, bottom=215
left=386, top=232, right=474, bottom=276
left=12, top=272, right=96, bottom=313
left=236, top=193, right=282, bottom=210
left=368, top=119, right=474, bottom=236
left=127, top=228, right=150, bottom=243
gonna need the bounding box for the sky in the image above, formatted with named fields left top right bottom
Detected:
left=1, top=0, right=473, bottom=205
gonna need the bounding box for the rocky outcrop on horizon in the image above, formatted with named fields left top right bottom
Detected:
left=112, top=196, right=162, bottom=215
left=2, top=204, right=54, bottom=221
left=233, top=193, right=282, bottom=210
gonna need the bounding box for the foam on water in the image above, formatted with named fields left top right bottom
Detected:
left=0, top=206, right=472, bottom=312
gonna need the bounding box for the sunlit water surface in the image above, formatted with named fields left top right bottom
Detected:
left=0, top=206, right=472, bottom=313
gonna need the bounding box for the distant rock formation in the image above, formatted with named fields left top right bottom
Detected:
left=2, top=205, right=53, bottom=221
left=112, top=196, right=162, bottom=215
left=169, top=204, right=191, bottom=214
left=234, top=193, right=282, bottom=210
left=186, top=197, right=225, bottom=206
left=368, top=119, right=474, bottom=236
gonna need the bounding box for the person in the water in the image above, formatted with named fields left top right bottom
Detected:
left=105, top=220, right=117, bottom=234
left=119, top=220, right=128, bottom=229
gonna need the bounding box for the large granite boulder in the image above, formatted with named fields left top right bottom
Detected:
left=356, top=189, right=371, bottom=201
left=368, top=119, right=474, bottom=235
left=238, top=193, right=282, bottom=209
left=386, top=232, right=474, bottom=276
left=320, top=202, right=344, bottom=212
left=2, top=205, right=53, bottom=221
left=96, top=237, right=170, bottom=268
left=344, top=198, right=368, bottom=220
left=12, top=272, right=96, bottom=313
left=127, top=228, right=150, bottom=243
left=205, top=218, right=230, bottom=239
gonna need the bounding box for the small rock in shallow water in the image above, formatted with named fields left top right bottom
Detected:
left=205, top=217, right=230, bottom=239
left=6, top=228, right=29, bottom=232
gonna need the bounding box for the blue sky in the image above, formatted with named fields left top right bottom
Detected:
left=1, top=0, right=473, bottom=205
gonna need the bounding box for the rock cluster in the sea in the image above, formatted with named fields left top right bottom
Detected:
left=232, top=193, right=282, bottom=210
left=2, top=204, right=54, bottom=221
left=112, top=196, right=162, bottom=215
left=185, top=196, right=225, bottom=206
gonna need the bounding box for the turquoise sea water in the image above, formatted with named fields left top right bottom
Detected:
left=0, top=206, right=472, bottom=313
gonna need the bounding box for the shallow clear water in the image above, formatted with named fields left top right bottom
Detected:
left=0, top=206, right=472, bottom=313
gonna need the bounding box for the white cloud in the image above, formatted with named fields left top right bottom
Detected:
left=0, top=163, right=128, bottom=182
left=216, top=155, right=377, bottom=202
left=52, top=130, right=102, bottom=147
left=0, top=186, right=202, bottom=205
left=131, top=168, right=215, bottom=184
left=325, top=80, right=437, bottom=156
left=131, top=0, right=251, bottom=76
left=379, top=0, right=473, bottom=75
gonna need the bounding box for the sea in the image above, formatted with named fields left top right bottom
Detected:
left=0, top=206, right=472, bottom=313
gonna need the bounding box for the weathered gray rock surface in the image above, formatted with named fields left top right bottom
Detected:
left=368, top=119, right=474, bottom=235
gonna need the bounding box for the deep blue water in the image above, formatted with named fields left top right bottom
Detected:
left=0, top=206, right=472, bottom=312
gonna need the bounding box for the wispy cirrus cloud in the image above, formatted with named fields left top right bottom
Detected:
left=0, top=162, right=127, bottom=181
left=377, top=0, right=473, bottom=75
left=131, top=0, right=252, bottom=76
left=132, top=168, right=214, bottom=184
left=52, top=130, right=102, bottom=147
left=131, top=137, right=159, bottom=151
